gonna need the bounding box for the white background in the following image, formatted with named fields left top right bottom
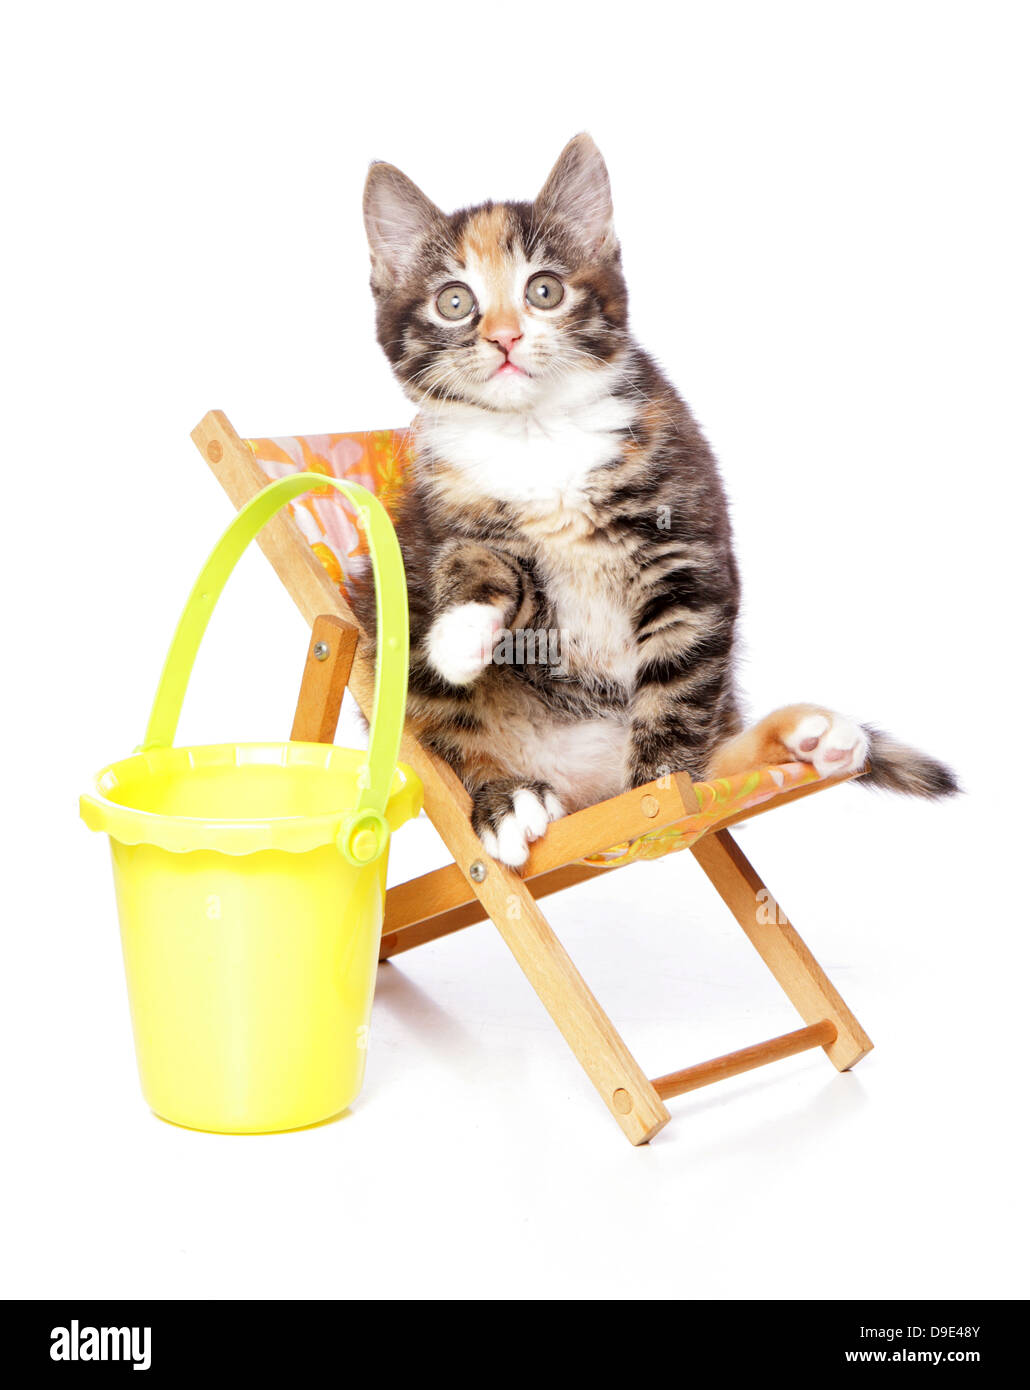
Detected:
left=3, top=1, right=1027, bottom=1300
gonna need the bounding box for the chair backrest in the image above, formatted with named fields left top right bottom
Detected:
left=245, top=429, right=414, bottom=596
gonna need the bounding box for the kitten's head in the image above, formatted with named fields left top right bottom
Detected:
left=363, top=135, right=628, bottom=412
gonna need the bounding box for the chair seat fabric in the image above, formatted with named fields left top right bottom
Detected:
left=580, top=761, right=823, bottom=866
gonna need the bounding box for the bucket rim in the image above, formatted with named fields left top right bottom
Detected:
left=79, top=741, right=422, bottom=856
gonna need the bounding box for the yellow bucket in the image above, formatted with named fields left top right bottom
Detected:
left=80, top=474, right=422, bottom=1133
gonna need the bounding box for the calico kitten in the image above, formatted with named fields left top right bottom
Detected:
left=353, top=134, right=957, bottom=867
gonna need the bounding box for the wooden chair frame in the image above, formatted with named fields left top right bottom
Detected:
left=193, top=409, right=873, bottom=1145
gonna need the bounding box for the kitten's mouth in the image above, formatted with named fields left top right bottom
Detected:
left=494, top=360, right=528, bottom=378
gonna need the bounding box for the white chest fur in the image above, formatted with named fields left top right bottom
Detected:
left=420, top=376, right=640, bottom=689
left=419, top=379, right=640, bottom=805
left=540, top=550, right=638, bottom=687
left=419, top=371, right=636, bottom=511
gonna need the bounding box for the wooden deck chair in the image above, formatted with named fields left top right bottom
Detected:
left=192, top=410, right=873, bottom=1146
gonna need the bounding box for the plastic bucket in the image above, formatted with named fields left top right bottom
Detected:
left=80, top=474, right=422, bottom=1133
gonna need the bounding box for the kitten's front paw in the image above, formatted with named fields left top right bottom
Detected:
left=473, top=783, right=565, bottom=868
left=783, top=709, right=869, bottom=778
left=426, top=602, right=504, bottom=686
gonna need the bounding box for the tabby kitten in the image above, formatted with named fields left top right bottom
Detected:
left=354, top=134, right=957, bottom=867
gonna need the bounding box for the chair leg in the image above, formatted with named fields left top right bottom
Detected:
left=410, top=775, right=668, bottom=1142
left=380, top=862, right=610, bottom=960
left=461, top=865, right=671, bottom=1144
left=290, top=614, right=357, bottom=743
left=690, top=829, right=873, bottom=1071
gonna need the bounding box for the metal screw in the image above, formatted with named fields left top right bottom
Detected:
left=469, top=860, right=488, bottom=883
left=313, top=641, right=330, bottom=661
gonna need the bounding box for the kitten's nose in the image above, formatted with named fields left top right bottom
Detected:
left=485, top=324, right=522, bottom=356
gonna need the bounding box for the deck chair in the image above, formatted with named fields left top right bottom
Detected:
left=192, top=410, right=873, bottom=1145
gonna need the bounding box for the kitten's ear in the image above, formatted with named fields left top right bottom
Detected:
left=535, top=133, right=616, bottom=256
left=363, top=162, right=444, bottom=287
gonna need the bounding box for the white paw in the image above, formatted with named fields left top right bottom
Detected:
left=783, top=710, right=869, bottom=779
left=480, top=789, right=565, bottom=868
left=426, top=602, right=504, bottom=686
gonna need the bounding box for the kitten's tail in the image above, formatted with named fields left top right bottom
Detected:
left=860, top=726, right=960, bottom=799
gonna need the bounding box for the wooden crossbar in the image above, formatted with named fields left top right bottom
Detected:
left=691, top=831, right=873, bottom=1072
left=380, top=765, right=866, bottom=957
left=380, top=862, right=605, bottom=959
left=378, top=776, right=692, bottom=958
left=651, top=1020, right=838, bottom=1101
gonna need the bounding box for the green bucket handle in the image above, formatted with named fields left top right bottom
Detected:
left=141, top=473, right=409, bottom=867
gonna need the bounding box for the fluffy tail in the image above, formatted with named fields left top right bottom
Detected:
left=861, top=726, right=960, bottom=799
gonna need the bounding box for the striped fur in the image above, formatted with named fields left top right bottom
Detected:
left=354, top=136, right=957, bottom=864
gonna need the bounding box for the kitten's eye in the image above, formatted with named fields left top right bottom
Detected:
left=436, top=283, right=477, bottom=321
left=525, top=273, right=565, bottom=310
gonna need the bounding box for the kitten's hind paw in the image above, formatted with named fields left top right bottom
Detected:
left=782, top=708, right=869, bottom=778
left=708, top=703, right=872, bottom=781
left=473, top=782, right=565, bottom=868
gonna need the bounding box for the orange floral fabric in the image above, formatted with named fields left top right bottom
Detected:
left=245, top=430, right=414, bottom=598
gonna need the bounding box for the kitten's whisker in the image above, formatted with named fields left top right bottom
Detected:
left=562, top=345, right=680, bottom=432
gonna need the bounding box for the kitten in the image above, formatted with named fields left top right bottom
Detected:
left=353, top=134, right=957, bottom=867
